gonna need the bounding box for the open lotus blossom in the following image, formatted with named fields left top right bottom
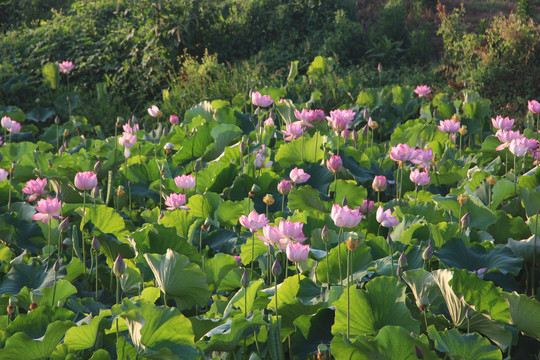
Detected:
left=413, top=85, right=431, bottom=98
left=410, top=148, right=433, bottom=170
left=239, top=211, right=269, bottom=232
left=293, top=109, right=315, bottom=127
left=491, top=115, right=515, bottom=130
left=174, top=174, right=196, bottom=190
left=277, top=220, right=308, bottom=245
left=58, top=61, right=75, bottom=74
left=327, top=155, right=342, bottom=174
left=0, top=169, right=8, bottom=182
left=123, top=123, right=139, bottom=134
left=438, top=119, right=460, bottom=134
left=376, top=206, right=399, bottom=227
left=277, top=179, right=293, bottom=195
left=372, top=175, right=387, bottom=192
left=359, top=199, right=374, bottom=215
left=74, top=171, right=98, bottom=191
left=495, top=129, right=521, bottom=151
left=409, top=169, right=431, bottom=186
left=32, top=197, right=63, bottom=223
left=528, top=100, right=540, bottom=114
left=390, top=143, right=414, bottom=163
left=281, top=121, right=305, bottom=141
left=286, top=242, right=310, bottom=263
left=331, top=204, right=363, bottom=228
left=118, top=133, right=137, bottom=148
left=509, top=137, right=539, bottom=157
left=164, top=193, right=190, bottom=210
left=254, top=153, right=273, bottom=168
left=1, top=116, right=21, bottom=134
left=251, top=91, right=274, bottom=107
left=307, top=109, right=326, bottom=123
left=290, top=167, right=310, bottom=184
left=22, top=177, right=48, bottom=201
left=326, top=109, right=355, bottom=132
left=147, top=105, right=162, bottom=118
left=257, top=224, right=283, bottom=247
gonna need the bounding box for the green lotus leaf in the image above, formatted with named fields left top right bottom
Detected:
left=202, top=123, right=243, bottom=162
left=433, top=189, right=497, bottom=230
left=185, top=101, right=213, bottom=124
left=160, top=209, right=197, bottom=237
left=240, top=234, right=269, bottom=267
left=435, top=238, right=522, bottom=275
left=316, top=242, right=372, bottom=284
left=89, top=349, right=111, bottom=360
left=80, top=204, right=128, bottom=238
left=507, top=234, right=540, bottom=262
left=487, top=212, right=531, bottom=244
left=39, top=279, right=77, bottom=307
left=41, top=62, right=59, bottom=90
left=144, top=249, right=210, bottom=310
left=332, top=276, right=419, bottom=337
left=502, top=291, right=540, bottom=339
left=64, top=312, right=108, bottom=351
left=288, top=186, right=327, bottom=213
left=217, top=200, right=247, bottom=226
left=188, top=193, right=221, bottom=220
left=224, top=279, right=269, bottom=317
left=291, top=308, right=334, bottom=359
left=427, top=326, right=502, bottom=360
left=171, top=123, right=213, bottom=166
left=333, top=180, right=367, bottom=208
left=204, top=253, right=239, bottom=292
left=331, top=326, right=438, bottom=360
left=402, top=270, right=445, bottom=313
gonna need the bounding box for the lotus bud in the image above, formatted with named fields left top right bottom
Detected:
left=363, top=108, right=370, bottom=119
left=241, top=269, right=250, bottom=288
left=352, top=129, right=358, bottom=142
left=239, top=141, right=246, bottom=154
left=53, top=258, right=60, bottom=272
left=362, top=124, right=369, bottom=137
left=342, top=196, right=348, bottom=207
left=398, top=251, right=407, bottom=268
left=58, top=217, right=70, bottom=233
left=414, top=345, right=424, bottom=359
left=457, top=194, right=467, bottom=206
left=113, top=254, right=126, bottom=277
left=54, top=115, right=61, bottom=125
left=63, top=237, right=72, bottom=246
left=93, top=160, right=102, bottom=173
left=460, top=211, right=470, bottom=229
left=194, top=160, right=202, bottom=172
left=91, top=185, right=100, bottom=199
left=162, top=127, right=168, bottom=137
left=386, top=235, right=393, bottom=246
left=277, top=180, right=293, bottom=195
left=272, top=257, right=282, bottom=277
left=92, top=236, right=100, bottom=252
left=368, top=117, right=378, bottom=130
left=422, top=242, right=433, bottom=261
left=377, top=62, right=383, bottom=72
left=321, top=225, right=330, bottom=243
left=396, top=265, right=403, bottom=277
left=263, top=194, right=275, bottom=206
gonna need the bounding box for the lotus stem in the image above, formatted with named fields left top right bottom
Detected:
left=82, top=190, right=87, bottom=276
left=346, top=248, right=351, bottom=340
left=325, top=241, right=331, bottom=292
left=338, top=228, right=343, bottom=285
left=95, top=251, right=99, bottom=300
left=250, top=233, right=255, bottom=273
left=314, top=131, right=319, bottom=163
left=533, top=215, right=538, bottom=297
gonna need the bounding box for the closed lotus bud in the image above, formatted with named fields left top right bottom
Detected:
left=241, top=269, right=250, bottom=288
left=240, top=141, right=246, bottom=154
left=53, top=258, right=60, bottom=272
left=321, top=225, right=330, bottom=243
left=263, top=194, right=275, bottom=205
left=396, top=265, right=403, bottom=277
left=58, top=217, right=69, bottom=233
left=377, top=62, right=383, bottom=72
left=398, top=251, right=407, bottom=268
left=460, top=211, right=470, bottom=229
left=94, top=160, right=102, bottom=173
left=92, top=236, right=100, bottom=252
left=272, top=258, right=282, bottom=277
left=116, top=118, right=122, bottom=128
left=363, top=108, right=370, bottom=119
left=487, top=176, right=497, bottom=185
left=117, top=186, right=125, bottom=197
left=113, top=254, right=126, bottom=277
left=422, top=242, right=433, bottom=261
left=55, top=115, right=61, bottom=125
left=457, top=194, right=467, bottom=206
left=91, top=186, right=100, bottom=199
left=386, top=235, right=393, bottom=246
left=362, top=124, right=369, bottom=137
left=414, top=345, right=424, bottom=359
left=352, top=129, right=358, bottom=142
left=459, top=126, right=467, bottom=135
left=342, top=196, right=348, bottom=207
left=194, top=161, right=202, bottom=172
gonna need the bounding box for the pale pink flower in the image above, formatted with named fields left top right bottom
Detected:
left=264, top=117, right=275, bottom=126
left=372, top=175, right=387, bottom=192
left=390, top=143, right=414, bottom=163
left=277, top=220, right=308, bottom=245
left=282, top=121, right=305, bottom=141
left=169, top=115, right=180, bottom=125
left=359, top=200, right=374, bottom=215
left=410, top=169, right=431, bottom=186
left=327, top=155, right=342, bottom=174
left=509, top=137, right=538, bottom=157
left=414, top=85, right=431, bottom=98
left=239, top=211, right=269, bottom=232
left=1, top=117, right=21, bottom=134
left=331, top=204, right=363, bottom=228
left=290, top=167, right=310, bottom=184
left=147, top=105, right=162, bottom=118
left=74, top=171, right=98, bottom=191
left=376, top=206, right=399, bottom=227
left=118, top=133, right=137, bottom=148
left=174, top=174, right=196, bottom=190
left=491, top=115, right=514, bottom=130
left=438, top=119, right=460, bottom=134
left=307, top=109, right=326, bottom=123
left=22, top=177, right=48, bottom=201
left=254, top=153, right=273, bottom=168
left=410, top=148, right=433, bottom=170
left=257, top=225, right=282, bottom=247
left=326, top=109, right=356, bottom=132
left=251, top=91, right=274, bottom=107
left=495, top=129, right=521, bottom=151
left=0, top=169, right=8, bottom=182
left=286, top=242, right=310, bottom=263
left=164, top=193, right=189, bottom=210
left=528, top=100, right=540, bottom=114
left=294, top=109, right=315, bottom=128
left=33, top=197, right=63, bottom=223
left=123, top=123, right=139, bottom=134
left=277, top=180, right=293, bottom=195
left=341, top=129, right=351, bottom=138
left=58, top=61, right=75, bottom=74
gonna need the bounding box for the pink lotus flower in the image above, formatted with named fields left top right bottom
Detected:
left=509, top=137, right=538, bottom=157
left=290, top=167, right=310, bottom=184
left=234, top=255, right=242, bottom=265
left=257, top=224, right=283, bottom=247
left=286, top=242, right=310, bottom=263
left=410, top=169, right=431, bottom=186
left=414, top=85, right=431, bottom=98
left=331, top=204, right=363, bottom=228
left=164, top=193, right=190, bottom=210
left=327, top=155, right=342, bottom=174
left=341, top=129, right=351, bottom=138
left=1, top=117, right=21, bottom=134
left=372, top=175, right=387, bottom=192
left=264, top=117, right=275, bottom=126
left=118, top=133, right=137, bottom=148
left=147, top=105, right=162, bottom=118
left=174, top=174, right=196, bottom=190
left=239, top=211, right=269, bottom=232
left=75, top=171, right=98, bottom=191
left=277, top=220, right=308, bottom=245
left=254, top=153, right=273, bottom=168
left=359, top=200, right=374, bottom=215
left=58, top=61, right=75, bottom=74
left=294, top=109, right=316, bottom=128
left=376, top=206, right=399, bottom=227
left=22, top=177, right=48, bottom=201
left=410, top=148, right=434, bottom=170
left=32, top=197, right=63, bottom=223
left=491, top=115, right=514, bottom=130
left=438, top=119, right=460, bottom=134
left=528, top=100, right=540, bottom=114
left=251, top=91, right=274, bottom=107
left=277, top=180, right=293, bottom=195
left=307, top=109, right=326, bottom=123
left=390, top=143, right=414, bottom=163
left=169, top=115, right=179, bottom=125
left=495, top=129, right=521, bottom=151
left=0, top=169, right=8, bottom=182
left=122, top=123, right=139, bottom=134
left=326, top=109, right=356, bottom=132
left=282, top=121, right=305, bottom=141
